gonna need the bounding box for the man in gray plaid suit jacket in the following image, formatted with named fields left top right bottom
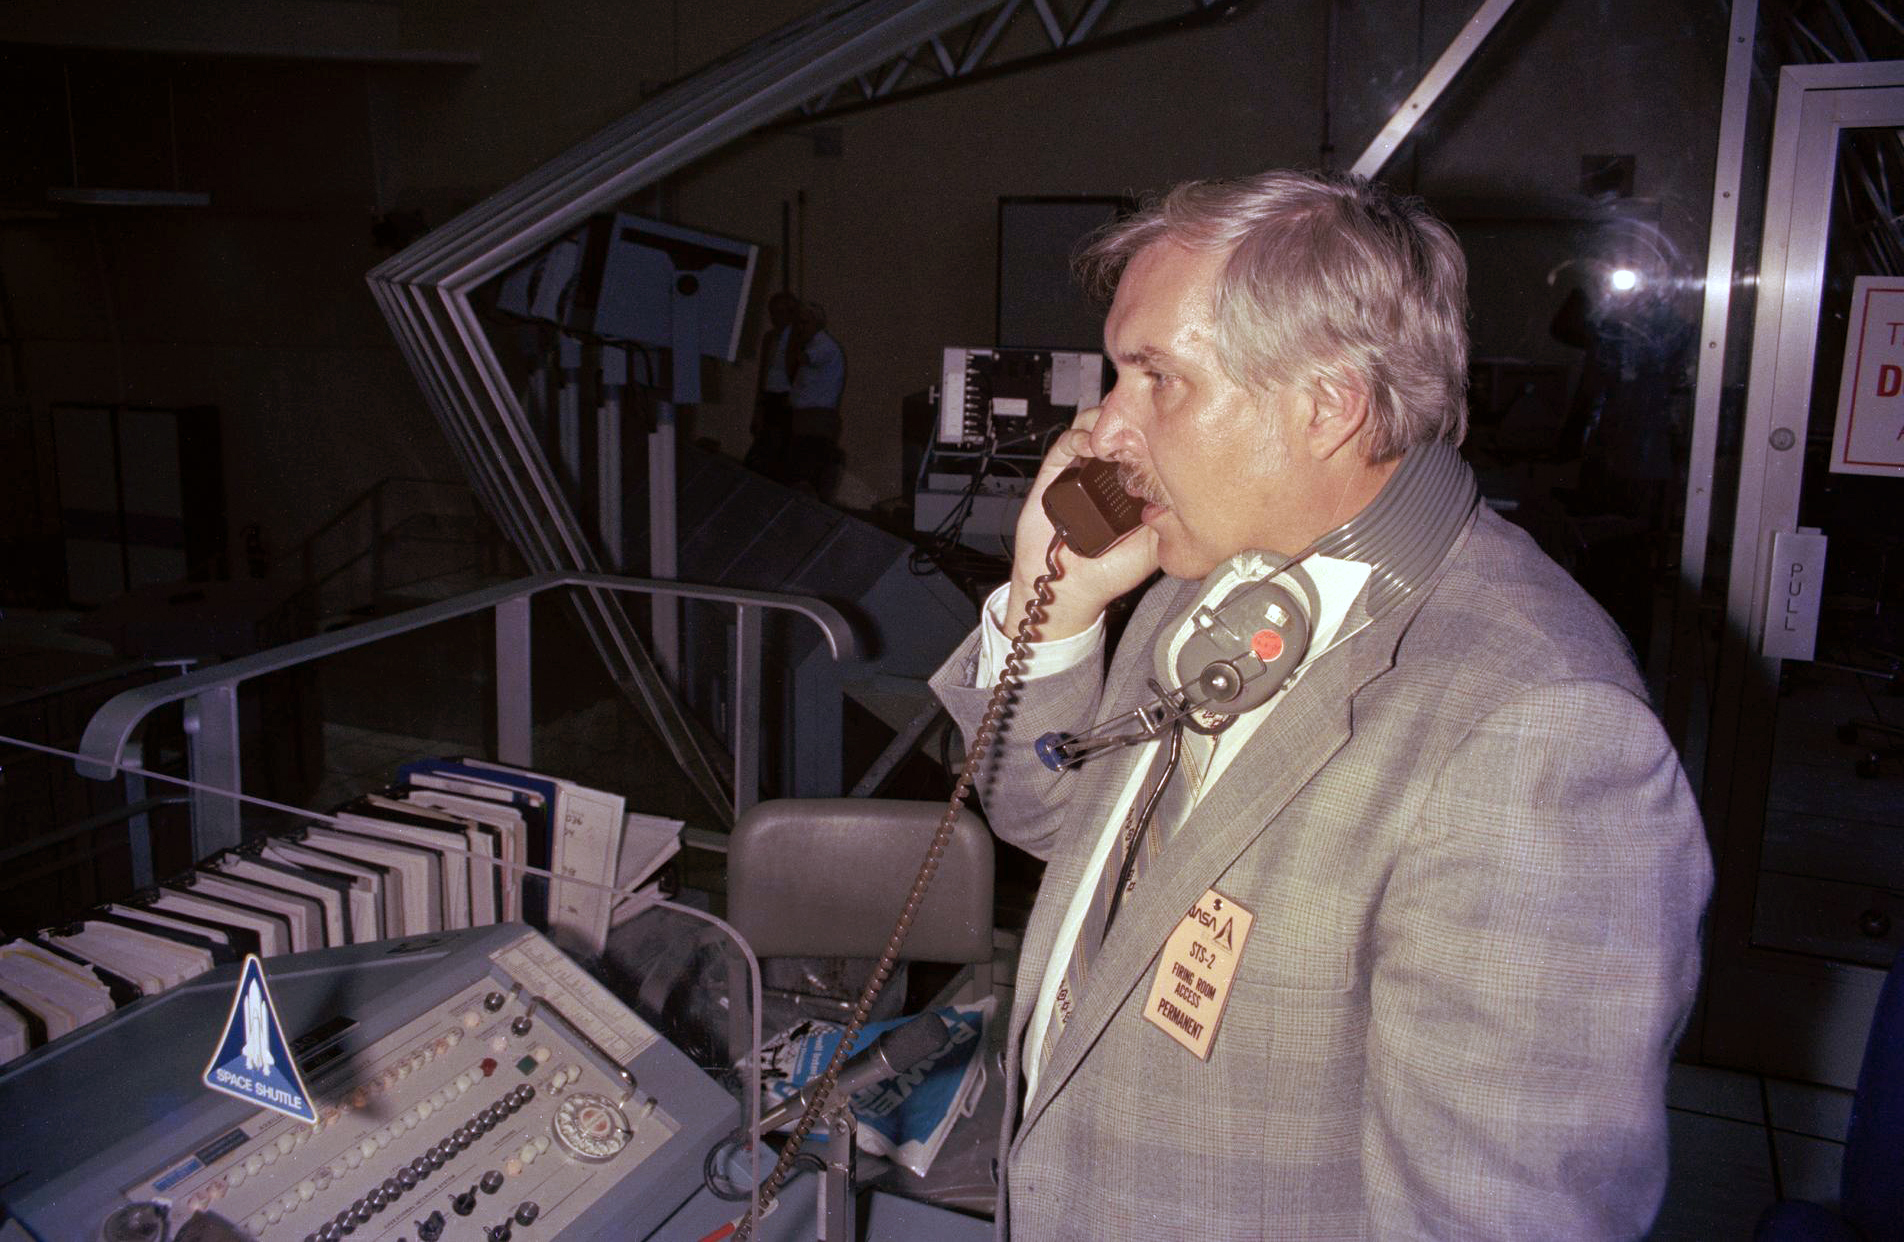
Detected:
left=930, top=170, right=1711, bottom=1239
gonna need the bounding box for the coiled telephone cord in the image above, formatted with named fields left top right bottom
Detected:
left=733, top=532, right=1066, bottom=1239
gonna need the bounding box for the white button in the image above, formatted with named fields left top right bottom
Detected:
left=360, top=1136, right=379, bottom=1158
left=244, top=1153, right=264, bottom=1175
left=531, top=1045, right=551, bottom=1064
left=247, top=1212, right=269, bottom=1234
left=277, top=1133, right=296, bottom=1154
left=279, top=1193, right=299, bottom=1215
left=345, top=1147, right=364, bottom=1169
left=489, top=1035, right=508, bottom=1054
left=561, top=1064, right=581, bottom=1082
left=418, top=1100, right=435, bottom=1121
left=265, top=1203, right=283, bottom=1224
left=504, top=1157, right=522, bottom=1177
left=401, top=1108, right=420, bottom=1129
left=329, top=1159, right=348, bottom=1179
left=259, top=1145, right=278, bottom=1166
left=533, top=1135, right=550, bottom=1153
left=297, top=1179, right=316, bottom=1201
left=206, top=1179, right=227, bottom=1201
left=461, top=1011, right=479, bottom=1029
left=227, top=1165, right=247, bottom=1189
left=374, top=1129, right=392, bottom=1149
left=518, top=1142, right=537, bottom=1165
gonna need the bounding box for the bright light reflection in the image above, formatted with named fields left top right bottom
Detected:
left=1609, top=268, right=1640, bottom=292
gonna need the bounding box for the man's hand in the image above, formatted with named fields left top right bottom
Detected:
left=1004, top=407, right=1159, bottom=642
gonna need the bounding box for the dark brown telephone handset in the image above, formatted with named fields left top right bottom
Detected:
left=1042, top=455, right=1144, bottom=558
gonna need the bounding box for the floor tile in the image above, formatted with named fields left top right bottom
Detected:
left=1764, top=1077, right=1853, bottom=1141
left=1647, top=1110, right=1777, bottom=1241
left=1666, top=1061, right=1766, bottom=1123
left=1771, top=1130, right=1844, bottom=1210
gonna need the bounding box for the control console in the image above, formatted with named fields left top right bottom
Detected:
left=0, top=924, right=738, bottom=1242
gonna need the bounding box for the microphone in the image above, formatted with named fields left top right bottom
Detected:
left=755, top=1012, right=951, bottom=1136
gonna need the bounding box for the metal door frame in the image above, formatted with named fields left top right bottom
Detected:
left=1702, top=60, right=1904, bottom=1085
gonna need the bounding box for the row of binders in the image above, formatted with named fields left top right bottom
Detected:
left=0, top=758, right=681, bottom=1068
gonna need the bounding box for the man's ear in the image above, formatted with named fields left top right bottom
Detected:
left=1303, top=379, right=1371, bottom=461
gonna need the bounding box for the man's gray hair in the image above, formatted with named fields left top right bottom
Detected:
left=1076, top=170, right=1469, bottom=462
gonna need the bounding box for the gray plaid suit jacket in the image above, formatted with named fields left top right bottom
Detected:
left=931, top=507, right=1711, bottom=1240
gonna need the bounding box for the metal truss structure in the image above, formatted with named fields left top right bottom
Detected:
left=788, top=0, right=1252, bottom=120
left=367, top=0, right=1002, bottom=824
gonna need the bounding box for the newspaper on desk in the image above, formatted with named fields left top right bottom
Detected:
left=747, top=997, right=993, bottom=1177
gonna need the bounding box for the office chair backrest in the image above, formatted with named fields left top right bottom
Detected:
left=726, top=798, right=994, bottom=964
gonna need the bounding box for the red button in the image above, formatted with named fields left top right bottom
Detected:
left=1251, top=629, right=1283, bottom=661
left=481, top=1058, right=498, bottom=1077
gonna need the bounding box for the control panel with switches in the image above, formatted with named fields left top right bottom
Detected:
left=0, top=924, right=739, bottom=1242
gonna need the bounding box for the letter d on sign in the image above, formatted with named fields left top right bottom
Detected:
left=1878, top=364, right=1902, bottom=399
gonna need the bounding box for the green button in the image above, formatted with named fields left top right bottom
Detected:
left=516, top=1056, right=538, bottom=1076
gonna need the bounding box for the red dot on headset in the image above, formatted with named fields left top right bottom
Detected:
left=1251, top=629, right=1284, bottom=661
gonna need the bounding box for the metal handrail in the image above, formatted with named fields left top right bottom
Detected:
left=74, top=573, right=857, bottom=858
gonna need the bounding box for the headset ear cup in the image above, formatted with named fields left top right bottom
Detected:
left=1172, top=577, right=1313, bottom=715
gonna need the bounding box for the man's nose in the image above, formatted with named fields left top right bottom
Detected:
left=1089, top=388, right=1139, bottom=460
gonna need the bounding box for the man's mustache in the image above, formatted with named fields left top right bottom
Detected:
left=1116, top=461, right=1167, bottom=507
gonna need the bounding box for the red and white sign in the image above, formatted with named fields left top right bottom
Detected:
left=1831, top=277, right=1904, bottom=477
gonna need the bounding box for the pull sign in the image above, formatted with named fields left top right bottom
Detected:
left=202, top=955, right=319, bottom=1124
left=1762, top=529, right=1829, bottom=662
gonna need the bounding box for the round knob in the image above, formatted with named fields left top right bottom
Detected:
left=514, top=1202, right=540, bottom=1227
left=1858, top=908, right=1892, bottom=938
left=486, top=1222, right=514, bottom=1242
left=415, top=1210, right=446, bottom=1242
left=453, top=1188, right=478, bottom=1216
left=483, top=991, right=507, bottom=1012
left=100, top=1203, right=166, bottom=1242
left=480, top=1169, right=505, bottom=1195
left=510, top=1014, right=533, bottom=1037
left=1199, top=661, right=1243, bottom=702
